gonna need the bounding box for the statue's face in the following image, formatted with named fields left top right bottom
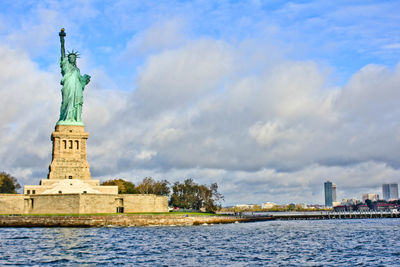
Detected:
left=68, top=54, right=76, bottom=64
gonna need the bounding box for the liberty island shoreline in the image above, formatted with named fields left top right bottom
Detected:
left=1, top=211, right=399, bottom=227
left=0, top=214, right=266, bottom=227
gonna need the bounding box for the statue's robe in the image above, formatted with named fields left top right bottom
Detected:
left=58, top=57, right=85, bottom=124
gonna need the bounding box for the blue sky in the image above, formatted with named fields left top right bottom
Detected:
left=2, top=1, right=400, bottom=86
left=1, top=0, right=400, bottom=205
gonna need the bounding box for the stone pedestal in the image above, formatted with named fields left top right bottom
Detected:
left=24, top=124, right=118, bottom=196
left=47, top=125, right=91, bottom=180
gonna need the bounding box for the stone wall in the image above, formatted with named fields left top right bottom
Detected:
left=28, top=194, right=81, bottom=214
left=0, top=194, right=25, bottom=214
left=0, top=194, right=168, bottom=214
left=122, top=194, right=168, bottom=213
left=79, top=194, right=119, bottom=214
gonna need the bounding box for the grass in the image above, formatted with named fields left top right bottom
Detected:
left=129, top=211, right=225, bottom=216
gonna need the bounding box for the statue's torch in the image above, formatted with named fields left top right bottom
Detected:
left=59, top=28, right=66, bottom=39
left=59, top=28, right=66, bottom=58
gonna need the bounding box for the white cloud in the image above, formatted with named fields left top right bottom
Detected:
left=2, top=4, right=400, bottom=204
left=382, top=43, right=400, bottom=49
left=135, top=150, right=157, bottom=161
left=4, top=8, right=60, bottom=57
left=0, top=45, right=59, bottom=177
left=2, top=37, right=400, bottom=204
left=86, top=37, right=400, bottom=205
left=249, top=121, right=310, bottom=147
left=337, top=63, right=400, bottom=120
left=133, top=39, right=233, bottom=115
left=124, top=18, right=187, bottom=56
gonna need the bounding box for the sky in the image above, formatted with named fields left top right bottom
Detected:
left=1, top=0, right=400, bottom=205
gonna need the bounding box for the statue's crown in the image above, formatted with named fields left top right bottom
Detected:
left=67, top=50, right=80, bottom=58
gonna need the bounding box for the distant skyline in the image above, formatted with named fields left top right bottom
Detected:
left=1, top=1, right=400, bottom=205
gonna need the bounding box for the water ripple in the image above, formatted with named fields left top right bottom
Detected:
left=0, top=219, right=399, bottom=266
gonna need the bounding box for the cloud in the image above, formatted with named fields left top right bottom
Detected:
left=5, top=8, right=59, bottom=56
left=337, top=64, right=400, bottom=120
left=91, top=161, right=400, bottom=205
left=249, top=121, right=310, bottom=146
left=132, top=39, right=233, bottom=115
left=2, top=1, right=400, bottom=204
left=2, top=36, right=400, bottom=204
left=135, top=150, right=157, bottom=161
left=382, top=43, right=400, bottom=49
left=123, top=18, right=187, bottom=57
left=0, top=45, right=59, bottom=179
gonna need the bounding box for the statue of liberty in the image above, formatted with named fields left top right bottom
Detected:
left=57, top=28, right=90, bottom=126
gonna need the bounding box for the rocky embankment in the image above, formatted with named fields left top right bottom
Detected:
left=0, top=214, right=272, bottom=227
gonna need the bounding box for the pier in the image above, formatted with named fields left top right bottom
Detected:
left=239, top=211, right=400, bottom=220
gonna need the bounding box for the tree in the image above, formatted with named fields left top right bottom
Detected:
left=136, top=177, right=170, bottom=196
left=365, top=199, right=374, bottom=210
left=389, top=199, right=400, bottom=205
left=101, top=179, right=136, bottom=194
left=200, top=183, right=224, bottom=212
left=170, top=179, right=224, bottom=212
left=170, top=179, right=198, bottom=210
left=0, top=172, right=21, bottom=193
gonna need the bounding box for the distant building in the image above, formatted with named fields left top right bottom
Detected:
left=297, top=203, right=308, bottom=209
left=308, top=204, right=324, bottom=210
left=373, top=202, right=398, bottom=211
left=341, top=198, right=360, bottom=205
left=382, top=184, right=399, bottom=201
left=332, top=184, right=337, bottom=202
left=356, top=204, right=370, bottom=212
left=261, top=202, right=276, bottom=209
left=235, top=204, right=256, bottom=209
left=362, top=194, right=379, bottom=202
left=324, top=181, right=337, bottom=207
left=333, top=205, right=347, bottom=212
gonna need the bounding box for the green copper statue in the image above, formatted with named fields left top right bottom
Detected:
left=57, top=28, right=90, bottom=126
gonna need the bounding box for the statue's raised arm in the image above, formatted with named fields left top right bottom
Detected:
left=59, top=28, right=66, bottom=59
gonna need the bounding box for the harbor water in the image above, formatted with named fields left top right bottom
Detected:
left=1, top=218, right=399, bottom=266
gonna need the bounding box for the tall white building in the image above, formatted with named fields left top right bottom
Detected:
left=382, top=184, right=399, bottom=200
